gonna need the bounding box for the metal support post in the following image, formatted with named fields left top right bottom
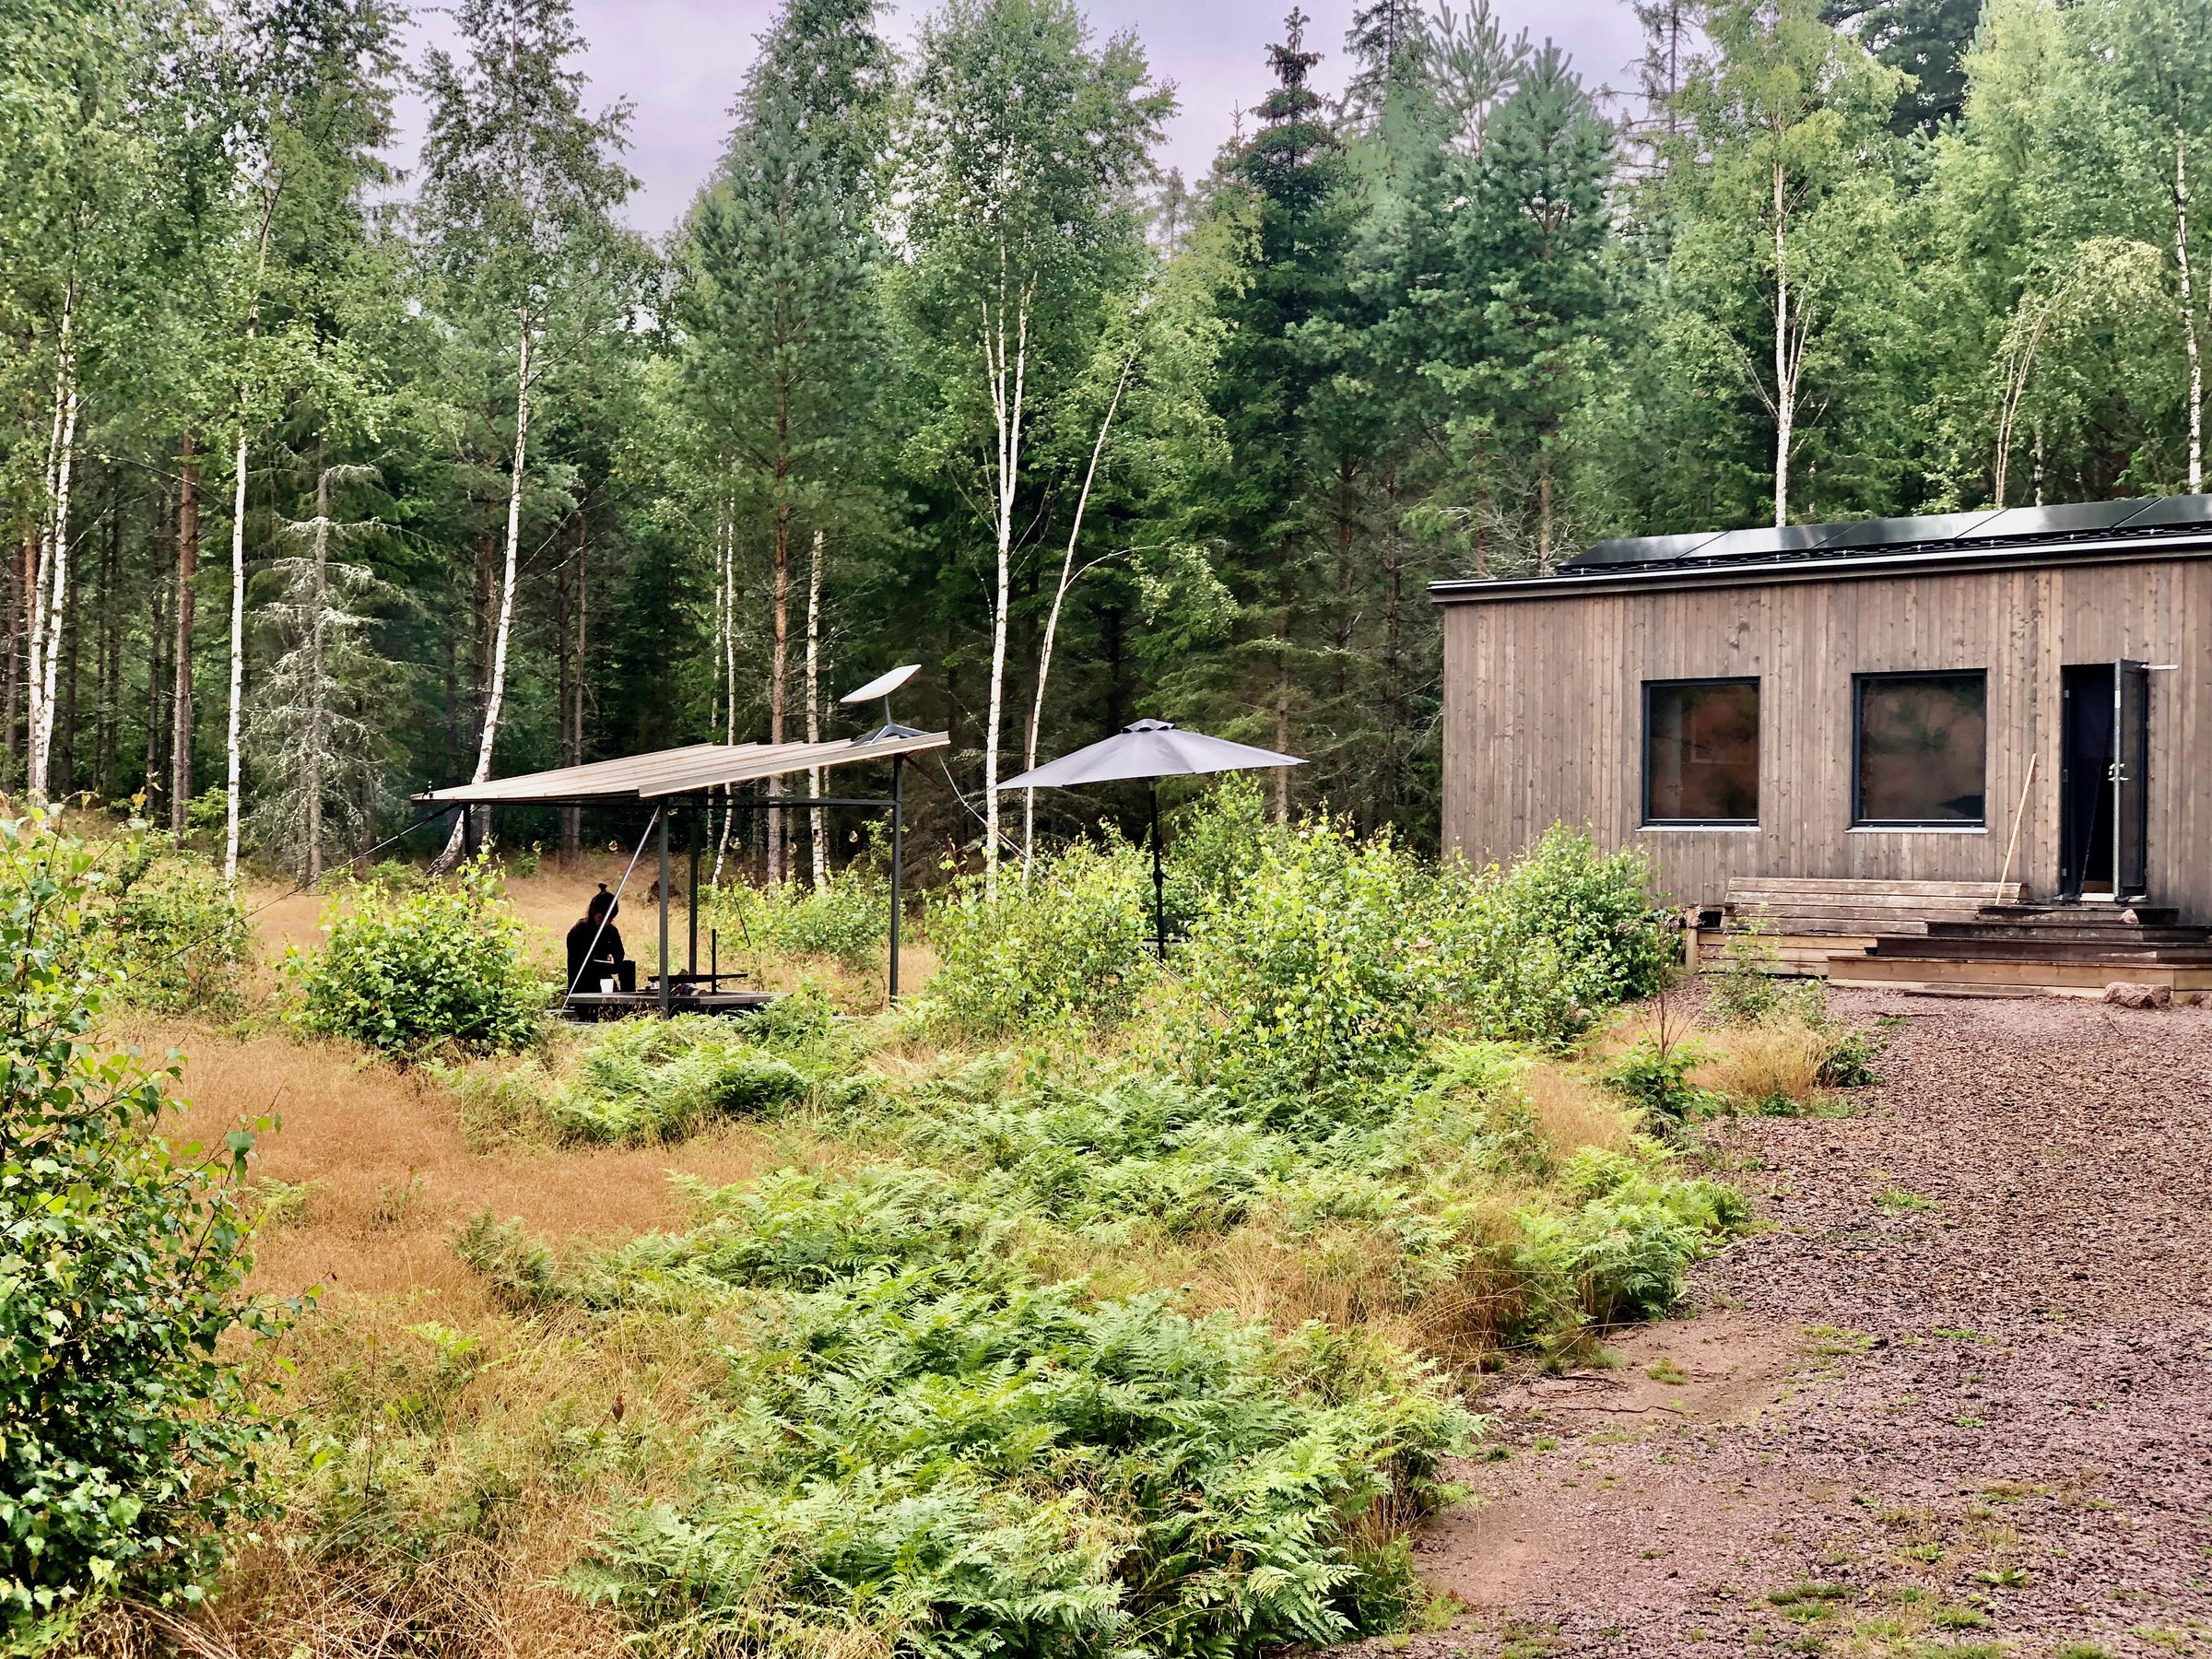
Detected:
left=657, top=810, right=672, bottom=1015
left=888, top=755, right=905, bottom=1003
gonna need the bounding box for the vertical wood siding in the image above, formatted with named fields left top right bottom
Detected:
left=1438, top=558, right=2212, bottom=917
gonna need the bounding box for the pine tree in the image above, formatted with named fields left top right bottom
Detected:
left=1199, top=8, right=1355, bottom=818
left=678, top=0, right=892, bottom=883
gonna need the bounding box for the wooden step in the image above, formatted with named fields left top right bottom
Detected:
left=1972, top=904, right=2183, bottom=928
left=1867, top=936, right=2212, bottom=965
left=1924, top=921, right=2212, bottom=947
left=1831, top=955, right=2212, bottom=993
left=1729, top=877, right=2027, bottom=900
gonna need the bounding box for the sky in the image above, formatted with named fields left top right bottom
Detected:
left=392, top=0, right=1648, bottom=236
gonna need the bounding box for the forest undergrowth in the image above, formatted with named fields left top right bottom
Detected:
left=28, top=794, right=1880, bottom=1658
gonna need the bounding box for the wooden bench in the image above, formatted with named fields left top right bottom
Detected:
left=1687, top=877, right=2026, bottom=977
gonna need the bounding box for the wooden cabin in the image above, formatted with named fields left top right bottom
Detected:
left=1430, top=499, right=2212, bottom=995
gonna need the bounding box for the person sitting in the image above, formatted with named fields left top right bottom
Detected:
left=565, top=886, right=635, bottom=995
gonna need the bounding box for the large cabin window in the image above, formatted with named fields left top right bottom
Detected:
left=1643, top=678, right=1760, bottom=826
left=1853, top=671, right=1988, bottom=827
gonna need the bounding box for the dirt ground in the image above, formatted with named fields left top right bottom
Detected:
left=1344, top=991, right=2212, bottom=1659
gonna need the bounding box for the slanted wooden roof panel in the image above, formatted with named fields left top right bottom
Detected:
left=414, top=731, right=948, bottom=806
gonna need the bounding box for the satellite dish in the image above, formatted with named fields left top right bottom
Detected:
left=841, top=664, right=925, bottom=743
left=839, top=664, right=920, bottom=705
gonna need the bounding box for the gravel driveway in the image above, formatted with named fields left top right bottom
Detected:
left=1346, top=991, right=2212, bottom=1659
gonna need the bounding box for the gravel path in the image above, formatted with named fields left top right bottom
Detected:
left=1347, top=992, right=2212, bottom=1659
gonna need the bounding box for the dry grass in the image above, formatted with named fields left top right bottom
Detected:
left=1689, top=1023, right=1831, bottom=1115
left=1523, top=1064, right=1635, bottom=1160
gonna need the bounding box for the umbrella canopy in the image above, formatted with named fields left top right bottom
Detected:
left=998, top=719, right=1303, bottom=959
left=999, top=719, right=1303, bottom=791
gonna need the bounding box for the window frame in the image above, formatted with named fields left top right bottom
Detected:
left=1850, top=668, right=1990, bottom=830
left=1640, top=675, right=1762, bottom=830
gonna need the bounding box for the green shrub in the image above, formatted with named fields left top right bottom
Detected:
left=712, top=856, right=890, bottom=973
left=1603, top=1036, right=1717, bottom=1124
left=285, top=856, right=550, bottom=1058
left=0, top=818, right=287, bottom=1643
left=96, top=839, right=254, bottom=1014
left=1166, top=818, right=1440, bottom=1122
left=1434, top=826, right=1677, bottom=1048
left=1708, top=910, right=1783, bottom=1024
left=920, top=835, right=1158, bottom=1036
left=1161, top=773, right=1279, bottom=924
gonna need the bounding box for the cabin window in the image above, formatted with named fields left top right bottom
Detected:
left=1643, top=678, right=1760, bottom=825
left=1853, top=671, right=1988, bottom=827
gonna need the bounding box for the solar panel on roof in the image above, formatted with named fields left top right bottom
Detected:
left=2118, top=493, right=2212, bottom=529
left=1688, top=524, right=1833, bottom=561
left=1959, top=500, right=2147, bottom=539
left=1809, top=510, right=2002, bottom=550
left=1560, top=530, right=1723, bottom=569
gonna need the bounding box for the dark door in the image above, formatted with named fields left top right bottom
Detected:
left=2059, top=664, right=2114, bottom=900
left=2114, top=658, right=2150, bottom=901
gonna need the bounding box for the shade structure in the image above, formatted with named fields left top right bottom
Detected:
left=414, top=728, right=947, bottom=806
left=999, top=719, right=1304, bottom=957
left=413, top=726, right=947, bottom=1012
left=998, top=719, right=1302, bottom=791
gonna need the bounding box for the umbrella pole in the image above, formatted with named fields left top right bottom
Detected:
left=1149, top=778, right=1165, bottom=960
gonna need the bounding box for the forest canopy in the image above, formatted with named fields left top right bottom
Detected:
left=3, top=0, right=2207, bottom=871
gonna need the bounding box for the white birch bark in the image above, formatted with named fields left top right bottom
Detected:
left=1771, top=157, right=1794, bottom=527
left=2176, top=133, right=2203, bottom=495
left=1021, top=348, right=1132, bottom=870
left=978, top=261, right=1032, bottom=899
left=806, top=526, right=825, bottom=888
left=715, top=501, right=737, bottom=878
left=26, top=300, right=76, bottom=806
left=436, top=313, right=533, bottom=871
left=29, top=373, right=78, bottom=804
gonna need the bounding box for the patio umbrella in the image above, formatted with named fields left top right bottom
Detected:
left=1000, top=718, right=1304, bottom=957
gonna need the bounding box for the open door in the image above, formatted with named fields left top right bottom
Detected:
left=2114, top=658, right=2150, bottom=902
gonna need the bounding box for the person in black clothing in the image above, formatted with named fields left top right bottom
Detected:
left=565, top=886, right=635, bottom=994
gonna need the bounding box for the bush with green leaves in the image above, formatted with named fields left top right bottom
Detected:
left=465, top=1168, right=1473, bottom=1657
left=920, top=834, right=1159, bottom=1036
left=1433, top=825, right=1677, bottom=1047
left=97, top=841, right=255, bottom=1014
left=285, top=856, right=550, bottom=1057
left=0, top=818, right=286, bottom=1645
left=711, top=853, right=890, bottom=973
left=1166, top=818, right=1441, bottom=1122
left=1603, top=1036, right=1718, bottom=1124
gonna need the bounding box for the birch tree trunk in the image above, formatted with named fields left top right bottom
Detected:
left=806, top=526, right=826, bottom=888
left=767, top=477, right=789, bottom=886
left=1021, top=350, right=1130, bottom=869
left=2176, top=132, right=2204, bottom=495
left=171, top=431, right=199, bottom=830
left=436, top=313, right=533, bottom=872
left=979, top=267, right=1031, bottom=898
left=224, top=425, right=247, bottom=884
left=29, top=336, right=81, bottom=806
left=715, top=502, right=736, bottom=878
left=1771, top=157, right=1794, bottom=528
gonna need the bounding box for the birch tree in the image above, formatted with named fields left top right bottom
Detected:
left=1672, top=0, right=1903, bottom=524
left=418, top=0, right=637, bottom=871
left=904, top=0, right=1169, bottom=889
